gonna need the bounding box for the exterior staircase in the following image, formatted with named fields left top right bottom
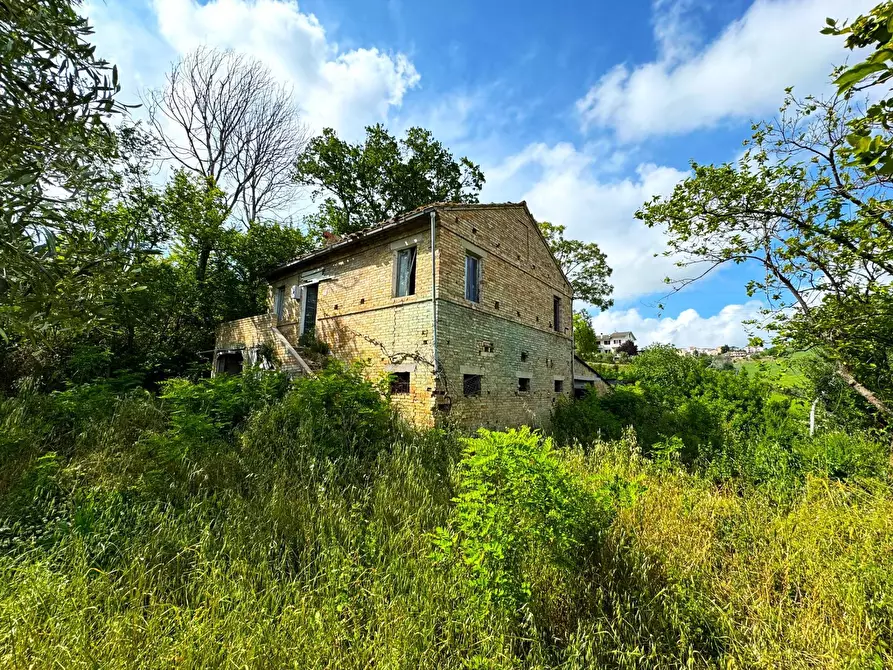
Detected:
left=215, top=314, right=324, bottom=378
left=270, top=326, right=316, bottom=376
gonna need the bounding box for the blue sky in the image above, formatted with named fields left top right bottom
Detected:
left=84, top=0, right=871, bottom=346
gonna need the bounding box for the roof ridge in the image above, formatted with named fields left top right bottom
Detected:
left=267, top=201, right=532, bottom=278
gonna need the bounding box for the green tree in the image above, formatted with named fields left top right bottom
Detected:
left=573, top=311, right=601, bottom=360
left=748, top=336, right=765, bottom=348
left=825, top=2, right=893, bottom=174
left=162, top=171, right=229, bottom=287
left=0, top=0, right=128, bottom=341
left=538, top=221, right=614, bottom=310
left=637, top=91, right=893, bottom=422
left=293, top=125, right=485, bottom=235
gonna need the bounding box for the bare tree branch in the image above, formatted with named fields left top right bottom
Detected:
left=143, top=46, right=310, bottom=225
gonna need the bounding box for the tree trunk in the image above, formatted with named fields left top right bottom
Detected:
left=196, top=244, right=211, bottom=284
left=836, top=362, right=892, bottom=423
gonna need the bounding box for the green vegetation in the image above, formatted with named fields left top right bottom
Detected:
left=735, top=351, right=809, bottom=390
left=1, top=360, right=891, bottom=668
left=2, top=1, right=893, bottom=667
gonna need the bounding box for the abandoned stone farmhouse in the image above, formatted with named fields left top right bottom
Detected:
left=214, top=202, right=607, bottom=428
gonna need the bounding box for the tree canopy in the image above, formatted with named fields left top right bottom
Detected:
left=144, top=46, right=309, bottom=225
left=637, top=90, right=893, bottom=422
left=538, top=221, right=614, bottom=310
left=825, top=2, right=893, bottom=175
left=0, top=0, right=130, bottom=341
left=293, top=125, right=485, bottom=235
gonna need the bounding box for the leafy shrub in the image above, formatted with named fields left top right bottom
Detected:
left=703, top=435, right=802, bottom=490
left=553, top=345, right=803, bottom=473
left=242, top=361, right=393, bottom=461
left=551, top=391, right=624, bottom=446
left=298, top=331, right=331, bottom=356
left=433, top=427, right=628, bottom=613
left=796, top=430, right=889, bottom=480
left=158, top=369, right=288, bottom=441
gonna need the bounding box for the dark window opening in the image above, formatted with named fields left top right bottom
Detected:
left=216, top=352, right=244, bottom=375
left=465, top=253, right=481, bottom=302
left=390, top=371, right=410, bottom=394
left=302, top=283, right=318, bottom=337
left=574, top=382, right=593, bottom=400
left=518, top=377, right=530, bottom=393
left=480, top=340, right=494, bottom=354
left=521, top=351, right=528, bottom=362
left=463, top=374, right=482, bottom=397
left=274, top=285, right=285, bottom=319
left=395, top=247, right=417, bottom=297
left=553, top=296, right=561, bottom=332
left=554, top=379, right=564, bottom=393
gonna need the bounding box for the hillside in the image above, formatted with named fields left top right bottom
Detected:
left=2, top=357, right=891, bottom=668
left=4, top=0, right=893, bottom=666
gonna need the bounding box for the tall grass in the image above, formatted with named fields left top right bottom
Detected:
left=0, top=368, right=891, bottom=668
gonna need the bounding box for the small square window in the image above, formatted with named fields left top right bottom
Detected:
left=390, top=371, right=410, bottom=394
left=480, top=340, right=494, bottom=354
left=518, top=377, right=530, bottom=393
left=554, top=379, right=564, bottom=393
left=463, top=374, right=482, bottom=397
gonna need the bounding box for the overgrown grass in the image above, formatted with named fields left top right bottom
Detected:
left=0, top=367, right=891, bottom=668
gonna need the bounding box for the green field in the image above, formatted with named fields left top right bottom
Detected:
left=736, top=351, right=812, bottom=391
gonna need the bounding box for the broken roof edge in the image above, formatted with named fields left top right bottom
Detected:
left=573, top=354, right=612, bottom=388
left=266, top=201, right=530, bottom=280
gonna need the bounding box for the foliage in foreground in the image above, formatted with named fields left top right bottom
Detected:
left=0, top=369, right=891, bottom=668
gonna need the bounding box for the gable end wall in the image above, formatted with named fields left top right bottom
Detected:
left=433, top=206, right=573, bottom=428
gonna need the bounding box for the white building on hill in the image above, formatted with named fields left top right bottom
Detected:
left=596, top=331, right=636, bottom=353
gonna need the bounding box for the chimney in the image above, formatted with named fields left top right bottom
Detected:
left=322, top=231, right=341, bottom=246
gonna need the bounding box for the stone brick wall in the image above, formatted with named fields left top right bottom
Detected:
left=271, top=222, right=438, bottom=426
left=216, top=313, right=275, bottom=350
left=573, top=356, right=611, bottom=395
left=432, top=205, right=574, bottom=428
left=216, top=203, right=575, bottom=429
left=214, top=313, right=307, bottom=373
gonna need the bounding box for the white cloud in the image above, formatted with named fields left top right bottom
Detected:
left=651, top=0, right=703, bottom=63
left=590, top=301, right=769, bottom=348
left=577, top=0, right=874, bottom=140
left=86, top=0, right=420, bottom=138
left=483, top=142, right=688, bottom=300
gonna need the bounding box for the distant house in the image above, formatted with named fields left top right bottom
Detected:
left=595, top=331, right=636, bottom=354
left=214, top=201, right=608, bottom=429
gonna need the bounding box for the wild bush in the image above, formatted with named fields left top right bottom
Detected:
left=433, top=428, right=638, bottom=617
left=552, top=345, right=805, bottom=474
left=158, top=368, right=288, bottom=440
left=241, top=361, right=394, bottom=462
left=796, top=430, right=889, bottom=481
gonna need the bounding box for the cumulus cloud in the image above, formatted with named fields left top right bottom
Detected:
left=483, top=142, right=688, bottom=300
left=86, top=0, right=420, bottom=137
left=577, top=0, right=874, bottom=141
left=589, top=301, right=769, bottom=348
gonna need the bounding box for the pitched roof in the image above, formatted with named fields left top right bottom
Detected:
left=573, top=354, right=611, bottom=386
left=266, top=202, right=572, bottom=291
left=600, top=331, right=635, bottom=340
